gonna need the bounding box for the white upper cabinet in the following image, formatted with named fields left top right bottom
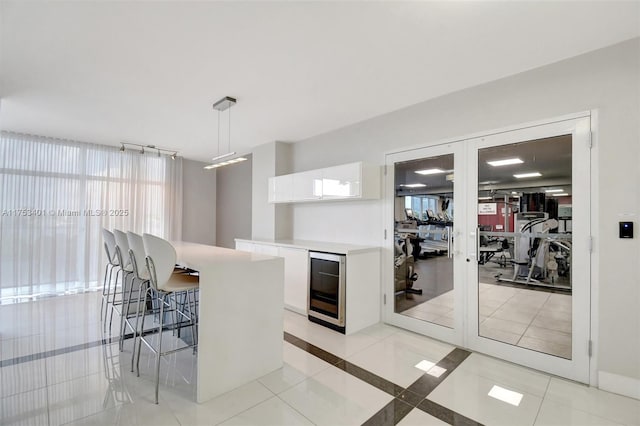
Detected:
left=292, top=170, right=323, bottom=201
left=321, top=163, right=361, bottom=199
left=268, top=162, right=379, bottom=203
left=268, top=174, right=293, bottom=203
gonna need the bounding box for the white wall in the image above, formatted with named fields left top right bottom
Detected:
left=216, top=154, right=252, bottom=248
left=293, top=200, right=382, bottom=246
left=289, top=39, right=640, bottom=385
left=251, top=141, right=292, bottom=240
left=182, top=159, right=217, bottom=245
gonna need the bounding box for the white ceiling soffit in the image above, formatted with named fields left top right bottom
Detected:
left=1, top=1, right=638, bottom=162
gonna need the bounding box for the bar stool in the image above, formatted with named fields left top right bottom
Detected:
left=127, top=231, right=199, bottom=371
left=136, top=233, right=199, bottom=404
left=101, top=229, right=121, bottom=329
left=126, top=231, right=152, bottom=372
left=113, top=229, right=139, bottom=351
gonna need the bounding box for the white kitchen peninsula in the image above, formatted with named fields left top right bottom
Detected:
left=234, top=238, right=380, bottom=335
left=171, top=242, right=284, bottom=403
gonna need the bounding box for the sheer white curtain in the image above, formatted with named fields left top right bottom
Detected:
left=0, top=132, right=183, bottom=300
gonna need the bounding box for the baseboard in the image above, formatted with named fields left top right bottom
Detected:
left=598, top=371, right=640, bottom=400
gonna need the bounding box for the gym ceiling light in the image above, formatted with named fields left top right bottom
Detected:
left=487, top=158, right=523, bottom=167
left=513, top=172, right=542, bottom=178
left=414, top=168, right=445, bottom=175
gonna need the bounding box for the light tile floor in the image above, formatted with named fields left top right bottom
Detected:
left=1, top=292, right=638, bottom=426
left=402, top=283, right=572, bottom=358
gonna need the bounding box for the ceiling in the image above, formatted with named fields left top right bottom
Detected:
left=395, top=134, right=573, bottom=197
left=1, top=2, right=638, bottom=162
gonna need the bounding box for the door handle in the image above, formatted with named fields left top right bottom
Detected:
left=467, top=230, right=478, bottom=262
left=476, top=226, right=481, bottom=264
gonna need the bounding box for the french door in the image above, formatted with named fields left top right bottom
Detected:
left=384, top=114, right=592, bottom=383
left=385, top=141, right=466, bottom=345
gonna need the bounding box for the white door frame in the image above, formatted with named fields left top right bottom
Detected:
left=382, top=111, right=595, bottom=384
left=464, top=115, right=592, bottom=383
left=383, top=141, right=466, bottom=346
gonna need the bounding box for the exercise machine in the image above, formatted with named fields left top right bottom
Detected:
left=394, top=238, right=422, bottom=295
left=494, top=216, right=571, bottom=289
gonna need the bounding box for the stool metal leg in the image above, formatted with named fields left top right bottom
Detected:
left=154, top=292, right=165, bottom=404
left=108, top=268, right=122, bottom=333
left=135, top=286, right=152, bottom=378
left=120, top=273, right=136, bottom=352
left=102, top=265, right=112, bottom=324
left=101, top=263, right=112, bottom=321
left=133, top=283, right=197, bottom=405
left=130, top=279, right=147, bottom=372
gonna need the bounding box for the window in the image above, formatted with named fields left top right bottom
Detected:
left=404, top=195, right=439, bottom=220
left=0, top=133, right=183, bottom=302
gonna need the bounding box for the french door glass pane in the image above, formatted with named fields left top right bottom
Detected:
left=394, top=154, right=454, bottom=328
left=477, top=135, right=572, bottom=359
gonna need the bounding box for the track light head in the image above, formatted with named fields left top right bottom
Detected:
left=120, top=142, right=177, bottom=157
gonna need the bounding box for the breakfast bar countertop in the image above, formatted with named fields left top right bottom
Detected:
left=234, top=238, right=379, bottom=255
left=172, top=240, right=278, bottom=270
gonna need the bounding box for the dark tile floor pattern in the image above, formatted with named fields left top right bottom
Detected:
left=284, top=332, right=482, bottom=425
left=2, top=327, right=480, bottom=425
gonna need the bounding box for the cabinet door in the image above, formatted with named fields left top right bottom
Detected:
left=277, top=246, right=309, bottom=314
left=292, top=170, right=323, bottom=201
left=253, top=243, right=279, bottom=256
left=235, top=241, right=254, bottom=252
left=268, top=175, right=293, bottom=203
left=321, top=163, right=361, bottom=199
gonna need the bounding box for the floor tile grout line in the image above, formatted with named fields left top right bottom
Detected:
left=274, top=393, right=319, bottom=426
left=284, top=331, right=403, bottom=398
left=2, top=330, right=476, bottom=424
left=0, top=397, right=50, bottom=425
left=361, top=397, right=414, bottom=426
left=417, top=399, right=482, bottom=426
left=341, top=328, right=401, bottom=361
left=43, top=336, right=51, bottom=426
left=8, top=325, right=475, bottom=425
left=531, top=375, right=553, bottom=425
left=515, top=292, right=552, bottom=346
left=478, top=286, right=572, bottom=357
left=209, top=381, right=280, bottom=426
left=0, top=384, right=50, bottom=401
left=284, top=331, right=482, bottom=426
left=0, top=326, right=178, bottom=368
left=0, top=339, right=109, bottom=368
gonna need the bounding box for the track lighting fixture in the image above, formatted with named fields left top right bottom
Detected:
left=119, top=142, right=179, bottom=159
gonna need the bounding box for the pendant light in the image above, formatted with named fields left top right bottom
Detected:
left=204, top=96, right=247, bottom=170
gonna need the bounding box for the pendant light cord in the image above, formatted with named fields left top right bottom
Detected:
left=217, top=109, right=221, bottom=156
